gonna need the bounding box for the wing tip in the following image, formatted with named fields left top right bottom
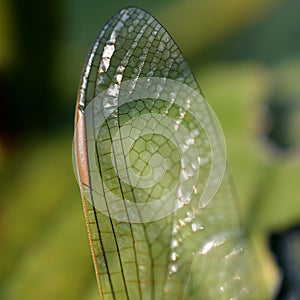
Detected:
left=117, top=6, right=151, bottom=16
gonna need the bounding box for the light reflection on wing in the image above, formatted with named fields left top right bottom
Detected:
left=73, top=6, right=267, bottom=299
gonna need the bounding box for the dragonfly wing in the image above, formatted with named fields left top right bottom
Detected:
left=73, top=6, right=267, bottom=300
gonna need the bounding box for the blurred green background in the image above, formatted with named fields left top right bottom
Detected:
left=0, top=0, right=299, bottom=299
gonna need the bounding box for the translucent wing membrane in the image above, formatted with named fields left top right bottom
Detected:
left=73, top=6, right=267, bottom=299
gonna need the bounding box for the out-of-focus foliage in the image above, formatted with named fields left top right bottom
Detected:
left=158, top=0, right=277, bottom=56
left=0, top=0, right=299, bottom=299
left=270, top=225, right=300, bottom=299
left=0, top=0, right=15, bottom=70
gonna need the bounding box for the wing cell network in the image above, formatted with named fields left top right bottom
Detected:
left=73, top=6, right=267, bottom=300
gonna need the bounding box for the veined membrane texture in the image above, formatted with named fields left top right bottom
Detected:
left=73, top=6, right=267, bottom=300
